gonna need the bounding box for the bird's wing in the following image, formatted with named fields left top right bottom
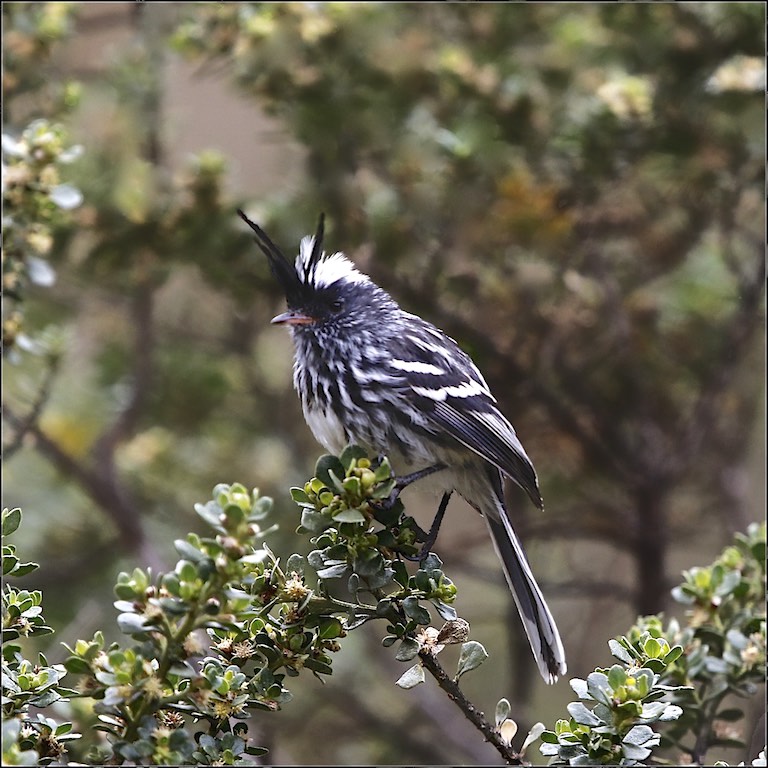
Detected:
left=387, top=318, right=543, bottom=508
left=425, top=398, right=542, bottom=509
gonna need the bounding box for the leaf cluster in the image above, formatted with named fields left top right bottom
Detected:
left=2, top=467, right=766, bottom=766
left=2, top=119, right=82, bottom=356
left=541, top=522, right=766, bottom=766
left=2, top=508, right=80, bottom=765
left=58, top=483, right=346, bottom=763
left=292, top=446, right=457, bottom=618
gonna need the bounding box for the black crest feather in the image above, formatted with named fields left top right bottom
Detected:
left=238, top=210, right=305, bottom=307
left=238, top=210, right=329, bottom=305
left=303, top=212, right=326, bottom=286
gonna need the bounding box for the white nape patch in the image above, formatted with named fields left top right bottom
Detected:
left=413, top=379, right=486, bottom=401
left=390, top=359, right=446, bottom=376
left=296, top=235, right=369, bottom=289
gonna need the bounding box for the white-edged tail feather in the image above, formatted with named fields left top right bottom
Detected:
left=484, top=511, right=566, bottom=683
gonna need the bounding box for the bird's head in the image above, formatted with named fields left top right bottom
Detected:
left=238, top=210, right=391, bottom=330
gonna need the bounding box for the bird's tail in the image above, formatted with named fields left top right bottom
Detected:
left=484, top=510, right=567, bottom=684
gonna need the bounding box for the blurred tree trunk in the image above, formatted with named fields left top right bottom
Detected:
left=633, top=488, right=668, bottom=616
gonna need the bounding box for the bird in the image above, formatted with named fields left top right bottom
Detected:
left=237, top=209, right=566, bottom=683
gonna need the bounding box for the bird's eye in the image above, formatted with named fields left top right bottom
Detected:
left=330, top=299, right=344, bottom=313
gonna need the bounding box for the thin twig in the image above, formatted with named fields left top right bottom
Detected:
left=418, top=648, right=524, bottom=766
left=3, top=405, right=155, bottom=564
left=2, top=353, right=61, bottom=460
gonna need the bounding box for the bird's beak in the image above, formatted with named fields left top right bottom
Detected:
left=271, top=310, right=316, bottom=326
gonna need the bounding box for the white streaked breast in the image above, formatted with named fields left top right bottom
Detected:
left=303, top=402, right=348, bottom=454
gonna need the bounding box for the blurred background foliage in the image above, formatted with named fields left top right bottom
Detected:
left=2, top=2, right=764, bottom=765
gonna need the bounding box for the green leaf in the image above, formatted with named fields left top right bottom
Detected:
left=658, top=704, right=683, bottom=722
left=392, top=560, right=409, bottom=587
left=318, top=618, right=344, bottom=640
left=621, top=743, right=654, bottom=762
left=521, top=722, right=546, bottom=754
left=354, top=549, right=385, bottom=577
left=623, top=725, right=657, bottom=746
left=223, top=502, right=247, bottom=529
left=608, top=638, right=634, bottom=664
left=174, top=539, right=206, bottom=564
left=401, top=596, right=430, bottom=625
left=634, top=668, right=654, bottom=696
left=638, top=701, right=667, bottom=721
left=420, top=552, right=443, bottom=571
left=290, top=487, right=311, bottom=505
left=567, top=701, right=601, bottom=726
left=315, top=455, right=346, bottom=489
left=369, top=478, right=396, bottom=500
left=303, top=657, right=333, bottom=675
left=663, top=644, right=684, bottom=665
left=342, top=475, right=362, bottom=496
left=2, top=554, right=19, bottom=575
left=29, top=689, right=61, bottom=708
left=570, top=677, right=589, bottom=699
left=373, top=457, right=394, bottom=482
left=332, top=507, right=366, bottom=524
left=327, top=469, right=347, bottom=494
left=395, top=637, right=421, bottom=661
left=2, top=508, right=22, bottom=536
left=64, top=656, right=92, bottom=675
left=455, top=640, right=488, bottom=680
left=495, top=698, right=512, bottom=728
left=395, top=664, right=425, bottom=689
left=607, top=664, right=627, bottom=690
left=586, top=672, right=612, bottom=706
left=251, top=495, right=273, bottom=520
left=54, top=722, right=74, bottom=736
left=339, top=444, right=368, bottom=468
left=431, top=599, right=457, bottom=621
left=714, top=569, right=741, bottom=597
left=116, top=612, right=151, bottom=635
left=671, top=585, right=695, bottom=604
left=285, top=553, right=306, bottom=574
left=300, top=508, right=334, bottom=533
left=643, top=636, right=662, bottom=658
left=195, top=500, right=226, bottom=531
left=10, top=562, right=39, bottom=577
left=316, top=562, right=349, bottom=580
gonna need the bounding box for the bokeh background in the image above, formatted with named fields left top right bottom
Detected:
left=3, top=3, right=765, bottom=765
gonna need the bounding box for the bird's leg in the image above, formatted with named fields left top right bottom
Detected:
left=399, top=491, right=452, bottom=562
left=372, top=462, right=448, bottom=561
left=419, top=490, right=452, bottom=558
left=377, top=462, right=446, bottom=510
left=397, top=463, right=447, bottom=492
